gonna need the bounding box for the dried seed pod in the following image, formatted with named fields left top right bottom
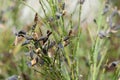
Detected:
left=63, top=30, right=72, bottom=41
left=24, top=35, right=33, bottom=40
left=17, top=30, right=26, bottom=37
left=42, top=48, right=47, bottom=55
left=32, top=23, right=37, bottom=31
left=34, top=13, right=38, bottom=24
left=30, top=50, right=35, bottom=59
left=108, top=8, right=118, bottom=28
left=98, top=31, right=106, bottom=39
left=37, top=30, right=52, bottom=44
left=56, top=12, right=62, bottom=19
left=58, top=42, right=64, bottom=49
left=109, top=24, right=120, bottom=34
left=22, top=40, right=31, bottom=46
left=108, top=61, right=119, bottom=68
left=43, top=37, right=48, bottom=44
left=38, top=36, right=48, bottom=41
left=37, top=36, right=48, bottom=44
left=47, top=30, right=52, bottom=37
left=63, top=36, right=69, bottom=41
left=79, top=0, right=85, bottom=4
left=112, top=25, right=120, bottom=30
left=25, top=51, right=35, bottom=59
left=48, top=17, right=54, bottom=22
left=34, top=41, right=39, bottom=49
left=48, top=49, right=55, bottom=58
left=98, top=31, right=110, bottom=39
left=27, top=61, right=32, bottom=67
left=18, top=30, right=26, bottom=35
left=38, top=58, right=44, bottom=65
left=102, top=5, right=109, bottom=15
left=109, top=29, right=118, bottom=33
left=105, top=61, right=120, bottom=71
left=62, top=3, right=65, bottom=10
left=42, top=45, right=48, bottom=55
left=68, top=30, right=73, bottom=36
left=63, top=41, right=70, bottom=47
left=31, top=57, right=38, bottom=66
left=48, top=41, right=56, bottom=49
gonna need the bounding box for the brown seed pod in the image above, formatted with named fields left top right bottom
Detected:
left=68, top=29, right=73, bottom=36
left=34, top=13, right=38, bottom=24
left=63, top=41, right=70, bottom=47
left=63, top=36, right=69, bottom=41
left=31, top=57, right=38, bottom=66
left=22, top=40, right=31, bottom=46
left=17, top=30, right=26, bottom=37
left=62, top=2, right=65, bottom=10
left=47, top=30, right=52, bottom=37
left=105, top=61, right=120, bottom=71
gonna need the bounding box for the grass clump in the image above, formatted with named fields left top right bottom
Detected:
left=1, top=0, right=120, bottom=80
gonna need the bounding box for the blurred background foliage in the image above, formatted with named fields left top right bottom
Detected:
left=0, top=0, right=120, bottom=80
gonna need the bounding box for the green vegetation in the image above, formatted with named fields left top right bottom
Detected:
left=0, top=0, right=120, bottom=80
